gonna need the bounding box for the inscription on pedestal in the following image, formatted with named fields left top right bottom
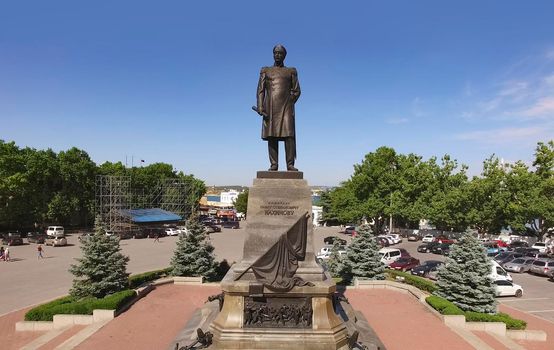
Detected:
left=260, top=201, right=299, bottom=216
left=243, top=297, right=312, bottom=328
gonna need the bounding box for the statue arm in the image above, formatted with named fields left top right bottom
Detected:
left=291, top=68, right=300, bottom=103
left=256, top=68, right=266, bottom=115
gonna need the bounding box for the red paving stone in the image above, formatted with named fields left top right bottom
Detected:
left=346, top=289, right=474, bottom=350
left=77, top=284, right=220, bottom=350
left=0, top=307, right=46, bottom=350
left=39, top=325, right=86, bottom=350
left=499, top=304, right=554, bottom=350
left=472, top=330, right=509, bottom=350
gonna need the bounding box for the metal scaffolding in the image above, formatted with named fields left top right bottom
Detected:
left=95, top=175, right=195, bottom=233
left=95, top=175, right=132, bottom=233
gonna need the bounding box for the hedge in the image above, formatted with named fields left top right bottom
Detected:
left=386, top=269, right=437, bottom=293
left=128, top=267, right=172, bottom=289
left=426, top=295, right=527, bottom=330
left=25, top=289, right=136, bottom=321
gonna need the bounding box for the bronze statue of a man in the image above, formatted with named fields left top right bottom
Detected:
left=255, top=44, right=301, bottom=171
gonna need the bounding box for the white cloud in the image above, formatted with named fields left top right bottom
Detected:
left=521, top=97, right=554, bottom=118
left=455, top=126, right=546, bottom=144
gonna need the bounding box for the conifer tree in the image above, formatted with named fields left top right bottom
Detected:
left=435, top=233, right=497, bottom=313
left=69, top=216, right=129, bottom=299
left=170, top=214, right=217, bottom=280
left=339, top=224, right=385, bottom=283
left=325, top=240, right=343, bottom=278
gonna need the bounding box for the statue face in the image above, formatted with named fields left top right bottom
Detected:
left=273, top=49, right=286, bottom=65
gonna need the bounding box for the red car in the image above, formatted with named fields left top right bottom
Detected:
left=389, top=257, right=421, bottom=271
left=493, top=240, right=509, bottom=248
left=435, top=235, right=455, bottom=244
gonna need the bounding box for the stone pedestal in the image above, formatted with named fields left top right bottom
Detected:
left=209, top=172, right=349, bottom=350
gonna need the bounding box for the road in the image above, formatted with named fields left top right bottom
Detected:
left=1, top=226, right=553, bottom=323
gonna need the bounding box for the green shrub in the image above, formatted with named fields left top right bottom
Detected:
left=386, top=269, right=437, bottom=293
left=426, top=295, right=527, bottom=330
left=25, top=289, right=136, bottom=321
left=465, top=311, right=527, bottom=330
left=128, top=268, right=172, bottom=289
left=426, top=295, right=463, bottom=315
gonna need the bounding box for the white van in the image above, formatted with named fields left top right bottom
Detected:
left=491, top=260, right=512, bottom=282
left=46, top=226, right=65, bottom=238
left=379, top=248, right=410, bottom=265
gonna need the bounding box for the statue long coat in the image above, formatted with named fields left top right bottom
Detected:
left=256, top=66, right=301, bottom=140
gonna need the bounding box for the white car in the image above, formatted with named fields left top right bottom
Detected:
left=531, top=242, right=548, bottom=254
left=378, top=235, right=395, bottom=245
left=494, top=280, right=523, bottom=298
left=46, top=226, right=65, bottom=238
left=317, top=246, right=347, bottom=260
left=422, top=234, right=434, bottom=243
left=388, top=234, right=402, bottom=243
left=165, top=228, right=180, bottom=236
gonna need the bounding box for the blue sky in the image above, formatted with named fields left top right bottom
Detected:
left=1, top=1, right=553, bottom=186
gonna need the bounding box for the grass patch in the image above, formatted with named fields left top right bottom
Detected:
left=386, top=269, right=437, bottom=293
left=426, top=295, right=527, bottom=330
left=25, top=289, right=136, bottom=321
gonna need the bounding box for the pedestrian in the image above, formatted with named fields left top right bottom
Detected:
left=0, top=246, right=4, bottom=261
left=153, top=233, right=160, bottom=243
left=37, top=244, right=44, bottom=259
left=4, top=246, right=10, bottom=262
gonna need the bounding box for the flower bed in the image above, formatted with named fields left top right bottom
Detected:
left=426, top=295, right=527, bottom=330
left=385, top=269, right=437, bottom=293
left=25, top=290, right=136, bottom=321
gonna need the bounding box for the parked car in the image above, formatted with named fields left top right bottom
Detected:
left=165, top=228, right=180, bottom=236
left=417, top=242, right=440, bottom=253
left=431, top=243, right=452, bottom=255
left=494, top=252, right=524, bottom=265
left=484, top=243, right=505, bottom=256
left=503, top=258, right=536, bottom=273
left=531, top=242, right=549, bottom=254
left=221, top=221, right=240, bottom=229
left=344, top=226, right=357, bottom=236
left=422, top=234, right=435, bottom=243
left=379, top=248, right=410, bottom=265
left=117, top=231, right=133, bottom=240
left=316, top=245, right=347, bottom=260
left=388, top=234, right=402, bottom=244
left=407, top=234, right=420, bottom=242
left=493, top=240, right=509, bottom=249
left=204, top=224, right=222, bottom=233
left=376, top=237, right=390, bottom=247
left=2, top=232, right=24, bottom=246
left=27, top=232, right=46, bottom=244
left=508, top=241, right=529, bottom=250
left=46, top=226, right=65, bottom=238
left=411, top=260, right=443, bottom=277
left=45, top=235, right=67, bottom=247
left=78, top=232, right=94, bottom=242
left=323, top=236, right=347, bottom=245
left=378, top=235, right=395, bottom=245
left=435, top=235, right=455, bottom=244
left=389, top=257, right=420, bottom=271
left=490, top=260, right=513, bottom=282
left=133, top=230, right=148, bottom=239
left=528, top=259, right=554, bottom=277
left=494, top=280, right=523, bottom=298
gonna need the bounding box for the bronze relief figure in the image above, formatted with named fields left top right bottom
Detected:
left=253, top=44, right=301, bottom=171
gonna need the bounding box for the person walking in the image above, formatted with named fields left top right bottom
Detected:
left=0, top=246, right=5, bottom=261
left=4, top=246, right=10, bottom=262
left=153, top=233, right=160, bottom=243
left=37, top=244, right=44, bottom=259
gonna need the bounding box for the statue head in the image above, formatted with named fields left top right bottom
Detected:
left=273, top=44, right=287, bottom=66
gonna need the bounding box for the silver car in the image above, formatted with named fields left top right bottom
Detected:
left=528, top=259, right=554, bottom=277
left=503, top=258, right=535, bottom=273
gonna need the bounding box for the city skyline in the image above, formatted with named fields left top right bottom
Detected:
left=1, top=1, right=553, bottom=186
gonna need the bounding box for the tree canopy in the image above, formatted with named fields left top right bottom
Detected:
left=322, top=141, right=554, bottom=239
left=0, top=140, right=206, bottom=230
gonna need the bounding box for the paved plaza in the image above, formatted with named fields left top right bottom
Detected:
left=1, top=226, right=553, bottom=324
